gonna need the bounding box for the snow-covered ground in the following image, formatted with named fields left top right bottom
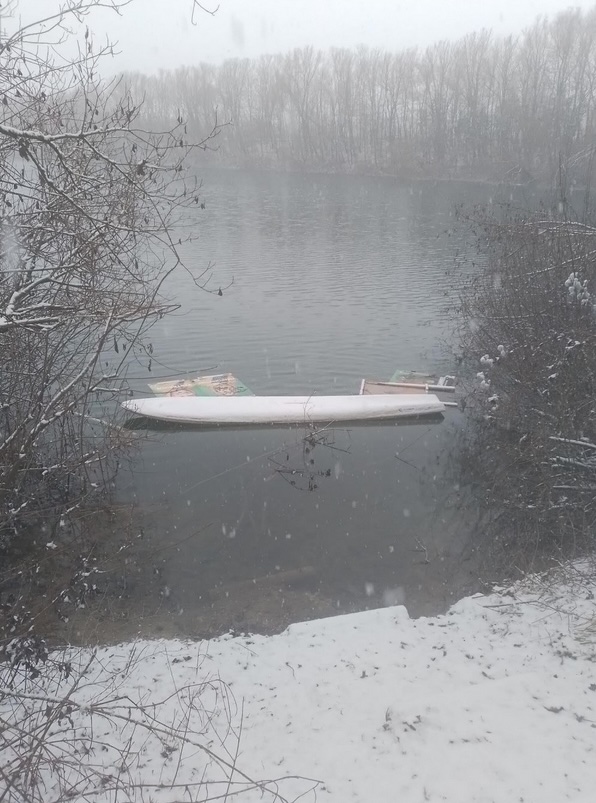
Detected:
left=2, top=562, right=596, bottom=802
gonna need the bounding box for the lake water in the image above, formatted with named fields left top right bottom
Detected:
left=76, top=171, right=526, bottom=642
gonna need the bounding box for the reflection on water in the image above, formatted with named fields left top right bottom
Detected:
left=121, top=415, right=473, bottom=607
left=86, top=172, right=525, bottom=640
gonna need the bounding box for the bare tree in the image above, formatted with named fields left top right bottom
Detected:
left=126, top=6, right=596, bottom=183
left=0, top=1, right=220, bottom=543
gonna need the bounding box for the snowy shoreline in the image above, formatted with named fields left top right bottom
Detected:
left=2, top=561, right=596, bottom=802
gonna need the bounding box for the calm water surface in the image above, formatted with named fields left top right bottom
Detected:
left=79, top=172, right=529, bottom=642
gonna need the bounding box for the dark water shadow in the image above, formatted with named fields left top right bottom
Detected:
left=122, top=412, right=446, bottom=432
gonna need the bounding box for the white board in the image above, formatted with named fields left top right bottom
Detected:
left=121, top=394, right=445, bottom=424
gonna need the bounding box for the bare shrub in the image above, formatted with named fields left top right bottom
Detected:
left=0, top=1, right=221, bottom=544
left=0, top=642, right=317, bottom=802
left=455, top=207, right=596, bottom=566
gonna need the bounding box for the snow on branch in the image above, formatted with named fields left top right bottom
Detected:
left=0, top=0, right=223, bottom=538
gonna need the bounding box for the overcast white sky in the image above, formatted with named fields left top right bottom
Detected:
left=18, top=0, right=596, bottom=74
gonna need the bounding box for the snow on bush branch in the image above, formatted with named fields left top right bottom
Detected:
left=565, top=271, right=596, bottom=318
left=455, top=208, right=596, bottom=553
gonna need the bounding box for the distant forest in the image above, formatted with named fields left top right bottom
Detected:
left=127, top=7, right=596, bottom=184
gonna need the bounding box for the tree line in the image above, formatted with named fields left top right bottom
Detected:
left=124, top=7, right=596, bottom=184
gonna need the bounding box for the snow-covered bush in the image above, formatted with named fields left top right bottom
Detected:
left=455, top=210, right=596, bottom=565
